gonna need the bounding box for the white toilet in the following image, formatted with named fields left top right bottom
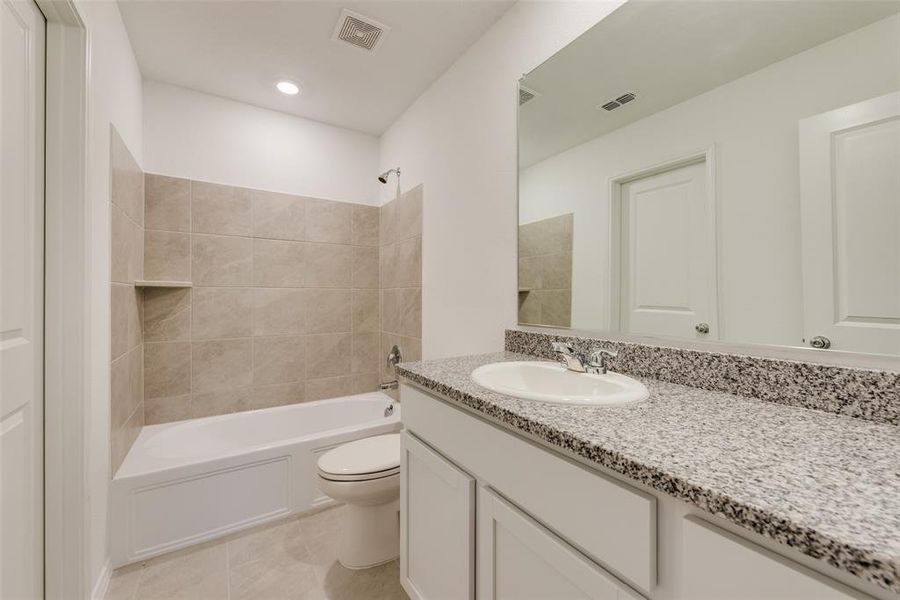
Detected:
left=317, top=433, right=401, bottom=569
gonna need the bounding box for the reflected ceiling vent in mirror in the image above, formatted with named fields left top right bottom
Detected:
left=519, top=86, right=539, bottom=106
left=332, top=8, right=390, bottom=52
left=599, top=91, right=637, bottom=111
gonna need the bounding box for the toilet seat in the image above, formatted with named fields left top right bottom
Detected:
left=318, top=433, right=400, bottom=482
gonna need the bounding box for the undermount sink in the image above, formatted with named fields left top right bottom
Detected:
left=470, top=361, right=649, bottom=406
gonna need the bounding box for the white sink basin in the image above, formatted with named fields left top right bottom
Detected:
left=471, top=361, right=649, bottom=406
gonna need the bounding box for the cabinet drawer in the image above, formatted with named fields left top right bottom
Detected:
left=478, top=486, right=643, bottom=600
left=682, top=516, right=875, bottom=600
left=402, top=385, right=656, bottom=593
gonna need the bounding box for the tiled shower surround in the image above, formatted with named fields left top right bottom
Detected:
left=141, top=177, right=422, bottom=425
left=517, top=214, right=573, bottom=327
left=109, top=129, right=146, bottom=473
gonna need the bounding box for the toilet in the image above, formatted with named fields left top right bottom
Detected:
left=317, top=433, right=401, bottom=569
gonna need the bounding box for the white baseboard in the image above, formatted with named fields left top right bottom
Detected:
left=90, top=559, right=112, bottom=600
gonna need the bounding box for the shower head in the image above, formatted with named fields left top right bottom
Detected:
left=377, top=167, right=401, bottom=184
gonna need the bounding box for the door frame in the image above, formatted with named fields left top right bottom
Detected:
left=607, top=146, right=720, bottom=337
left=35, top=0, right=90, bottom=596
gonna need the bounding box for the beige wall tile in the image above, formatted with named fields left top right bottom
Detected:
left=111, top=283, right=141, bottom=360
left=306, top=243, right=351, bottom=288
left=352, top=289, right=379, bottom=333
left=191, top=181, right=252, bottom=236
left=144, top=341, right=192, bottom=399
left=111, top=205, right=143, bottom=284
left=540, top=253, right=572, bottom=289
left=251, top=190, right=306, bottom=241
left=145, top=174, right=190, bottom=232
left=351, top=204, right=379, bottom=246
left=518, top=256, right=540, bottom=290
left=351, top=332, right=379, bottom=375
left=251, top=382, right=305, bottom=410
left=398, top=287, right=422, bottom=338
left=395, top=236, right=422, bottom=287
left=378, top=242, right=397, bottom=289
left=191, top=387, right=253, bottom=419
left=192, top=234, right=252, bottom=286
left=192, top=338, right=253, bottom=394
left=381, top=288, right=400, bottom=335
left=111, top=403, right=143, bottom=474
left=110, top=127, right=144, bottom=226
left=143, top=287, right=191, bottom=342
left=379, top=199, right=396, bottom=245
left=145, top=230, right=191, bottom=281
left=305, top=376, right=352, bottom=401
left=306, top=289, right=351, bottom=334
left=351, top=246, right=379, bottom=289
left=518, top=290, right=541, bottom=325
left=306, top=198, right=351, bottom=244
left=399, top=336, right=422, bottom=363
left=111, top=345, right=143, bottom=431
left=540, top=289, right=571, bottom=327
left=253, top=239, right=306, bottom=287
left=145, top=394, right=191, bottom=425
left=253, top=288, right=307, bottom=336
left=192, top=287, right=253, bottom=340
left=350, top=373, right=380, bottom=395
left=305, top=333, right=351, bottom=379
left=396, top=185, right=423, bottom=240
left=253, top=335, right=305, bottom=386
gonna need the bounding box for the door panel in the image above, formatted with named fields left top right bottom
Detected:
left=400, top=431, right=475, bottom=600
left=1, top=0, right=46, bottom=597
left=799, top=92, right=900, bottom=355
left=477, top=486, right=642, bottom=600
left=619, top=160, right=716, bottom=339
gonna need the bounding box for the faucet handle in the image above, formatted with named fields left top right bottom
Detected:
left=551, top=341, right=575, bottom=355
left=586, top=347, right=618, bottom=374
left=589, top=347, right=618, bottom=360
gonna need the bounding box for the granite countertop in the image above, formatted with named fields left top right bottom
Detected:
left=396, top=351, right=900, bottom=595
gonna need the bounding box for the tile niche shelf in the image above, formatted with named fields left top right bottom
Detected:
left=134, top=280, right=192, bottom=288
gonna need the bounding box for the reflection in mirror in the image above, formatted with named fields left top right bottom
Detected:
left=517, top=0, right=900, bottom=357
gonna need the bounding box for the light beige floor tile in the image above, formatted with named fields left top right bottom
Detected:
left=135, top=542, right=228, bottom=600
left=227, top=517, right=310, bottom=567
left=106, top=563, right=142, bottom=600
left=230, top=557, right=318, bottom=600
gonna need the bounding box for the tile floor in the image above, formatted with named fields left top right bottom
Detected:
left=105, top=506, right=409, bottom=600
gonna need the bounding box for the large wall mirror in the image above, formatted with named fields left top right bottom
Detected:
left=517, top=0, right=900, bottom=358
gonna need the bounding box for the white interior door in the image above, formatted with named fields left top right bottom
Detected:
left=799, top=92, right=900, bottom=356
left=1, top=0, right=45, bottom=597
left=618, top=160, right=717, bottom=339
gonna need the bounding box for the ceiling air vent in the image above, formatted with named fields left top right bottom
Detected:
left=332, top=9, right=390, bottom=52
left=599, top=91, right=637, bottom=112
left=519, top=86, right=538, bottom=106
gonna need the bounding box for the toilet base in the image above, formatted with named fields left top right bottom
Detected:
left=337, top=500, right=400, bottom=569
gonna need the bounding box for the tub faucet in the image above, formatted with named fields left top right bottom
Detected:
left=551, top=342, right=618, bottom=375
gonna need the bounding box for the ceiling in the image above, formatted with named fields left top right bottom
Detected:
left=118, top=0, right=515, bottom=135
left=519, top=0, right=900, bottom=167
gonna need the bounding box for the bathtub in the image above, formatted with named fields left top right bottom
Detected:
left=110, top=392, right=400, bottom=567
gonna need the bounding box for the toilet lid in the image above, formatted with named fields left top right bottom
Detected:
left=317, top=433, right=400, bottom=478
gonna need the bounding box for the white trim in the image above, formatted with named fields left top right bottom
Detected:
left=90, top=560, right=112, bottom=600
left=607, top=146, right=719, bottom=338
left=39, top=0, right=91, bottom=597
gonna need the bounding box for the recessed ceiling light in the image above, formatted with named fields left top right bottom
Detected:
left=276, top=81, right=300, bottom=96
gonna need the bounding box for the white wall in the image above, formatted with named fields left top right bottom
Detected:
left=520, top=14, right=900, bottom=346
left=378, top=1, right=626, bottom=359
left=76, top=0, right=144, bottom=593
left=143, top=81, right=380, bottom=205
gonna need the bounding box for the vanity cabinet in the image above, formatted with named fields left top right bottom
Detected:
left=400, top=383, right=886, bottom=600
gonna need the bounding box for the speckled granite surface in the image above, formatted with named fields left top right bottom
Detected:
left=397, top=352, right=900, bottom=595
left=506, top=329, right=900, bottom=426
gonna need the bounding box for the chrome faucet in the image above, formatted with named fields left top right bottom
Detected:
left=551, top=342, right=618, bottom=375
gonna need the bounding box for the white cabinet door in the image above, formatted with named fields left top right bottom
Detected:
left=477, top=486, right=642, bottom=600
left=682, top=517, right=873, bottom=600
left=1, top=1, right=45, bottom=598
left=799, top=92, right=900, bottom=355
left=400, top=431, right=475, bottom=600
left=618, top=159, right=718, bottom=340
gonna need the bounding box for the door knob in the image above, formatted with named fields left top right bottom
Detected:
left=695, top=323, right=710, bottom=334
left=809, top=336, right=831, bottom=349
